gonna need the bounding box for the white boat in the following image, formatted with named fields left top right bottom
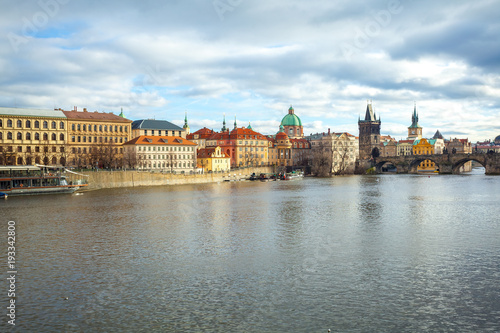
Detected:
left=0, top=165, right=88, bottom=196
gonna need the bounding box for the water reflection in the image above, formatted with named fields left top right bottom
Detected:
left=1, top=174, right=500, bottom=332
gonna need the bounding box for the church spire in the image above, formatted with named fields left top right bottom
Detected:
left=234, top=116, right=237, bottom=129
left=221, top=113, right=227, bottom=132
left=183, top=111, right=190, bottom=135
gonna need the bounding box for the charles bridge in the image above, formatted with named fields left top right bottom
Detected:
left=356, top=152, right=500, bottom=175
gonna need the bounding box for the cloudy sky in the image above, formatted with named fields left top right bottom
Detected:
left=1, top=0, right=499, bottom=141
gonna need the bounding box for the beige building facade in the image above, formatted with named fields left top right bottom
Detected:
left=0, top=107, right=68, bottom=165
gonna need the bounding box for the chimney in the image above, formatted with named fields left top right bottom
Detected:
left=83, top=108, right=87, bottom=112
left=328, top=128, right=330, bottom=135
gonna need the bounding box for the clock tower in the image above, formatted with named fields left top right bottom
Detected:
left=408, top=102, right=422, bottom=140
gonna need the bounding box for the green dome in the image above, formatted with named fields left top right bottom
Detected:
left=281, top=113, right=302, bottom=127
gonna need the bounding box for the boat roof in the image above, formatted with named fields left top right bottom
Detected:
left=0, top=165, right=40, bottom=171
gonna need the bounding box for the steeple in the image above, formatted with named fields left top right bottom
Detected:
left=363, top=100, right=377, bottom=121
left=234, top=116, right=237, bottom=130
left=247, top=122, right=252, bottom=130
left=183, top=112, right=190, bottom=135
left=221, top=113, right=227, bottom=132
left=409, top=102, right=421, bottom=128
left=119, top=107, right=125, bottom=118
left=288, top=105, right=294, bottom=114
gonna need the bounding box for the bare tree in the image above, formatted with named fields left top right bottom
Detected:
left=333, top=146, right=349, bottom=175
left=311, top=142, right=332, bottom=177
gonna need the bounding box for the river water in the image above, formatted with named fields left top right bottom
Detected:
left=1, top=169, right=500, bottom=332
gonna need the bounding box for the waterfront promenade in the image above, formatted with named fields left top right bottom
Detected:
left=79, top=166, right=273, bottom=191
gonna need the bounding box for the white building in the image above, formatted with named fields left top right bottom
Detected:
left=123, top=135, right=197, bottom=173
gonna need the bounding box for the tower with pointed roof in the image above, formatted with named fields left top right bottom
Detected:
left=358, top=100, right=381, bottom=160
left=221, top=114, right=227, bottom=132
left=183, top=112, right=190, bottom=135
left=408, top=102, right=422, bottom=140
left=233, top=116, right=237, bottom=130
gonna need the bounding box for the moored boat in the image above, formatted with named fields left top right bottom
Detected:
left=0, top=165, right=88, bottom=196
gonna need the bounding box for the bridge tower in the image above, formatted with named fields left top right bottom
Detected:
left=358, top=100, right=381, bottom=160
left=408, top=102, right=423, bottom=140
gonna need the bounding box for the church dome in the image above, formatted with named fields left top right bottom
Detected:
left=495, top=135, right=500, bottom=144
left=281, top=106, right=302, bottom=127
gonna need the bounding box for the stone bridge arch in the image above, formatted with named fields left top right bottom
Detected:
left=452, top=157, right=485, bottom=174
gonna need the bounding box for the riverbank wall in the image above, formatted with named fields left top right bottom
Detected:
left=77, top=167, right=274, bottom=191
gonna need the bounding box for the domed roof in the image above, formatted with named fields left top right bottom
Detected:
left=281, top=105, right=302, bottom=127
left=276, top=131, right=289, bottom=140
left=495, top=135, right=500, bottom=144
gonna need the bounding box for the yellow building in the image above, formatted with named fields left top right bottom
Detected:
left=62, top=108, right=132, bottom=168
left=0, top=107, right=68, bottom=165
left=413, top=138, right=436, bottom=171
left=197, top=146, right=231, bottom=172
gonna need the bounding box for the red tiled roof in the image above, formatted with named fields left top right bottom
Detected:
left=62, top=110, right=131, bottom=122
left=187, top=127, right=215, bottom=139
left=124, top=135, right=197, bottom=146
left=197, top=148, right=229, bottom=158
left=208, top=127, right=267, bottom=140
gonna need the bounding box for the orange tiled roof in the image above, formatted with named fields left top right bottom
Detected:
left=197, top=148, right=229, bottom=158
left=62, top=110, right=132, bottom=122
left=124, top=135, right=197, bottom=146
left=208, top=127, right=267, bottom=140
left=187, top=127, right=215, bottom=139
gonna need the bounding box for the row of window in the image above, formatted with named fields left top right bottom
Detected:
left=143, top=130, right=182, bottom=136
left=71, top=147, right=123, bottom=154
left=137, top=146, right=194, bottom=152
left=4, top=156, right=63, bottom=166
left=139, top=154, right=193, bottom=160
left=0, top=146, right=64, bottom=153
left=238, top=154, right=265, bottom=159
left=71, top=136, right=127, bottom=143
left=1, top=132, right=64, bottom=141
left=140, top=162, right=194, bottom=169
left=238, top=147, right=266, bottom=152
left=0, top=119, right=65, bottom=129
left=72, top=123, right=128, bottom=133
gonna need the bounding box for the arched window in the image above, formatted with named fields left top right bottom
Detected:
left=17, top=132, right=22, bottom=140
left=35, top=133, right=40, bottom=140
left=43, top=133, right=48, bottom=141
left=17, top=157, right=23, bottom=165
left=77, top=124, right=81, bottom=131
left=83, top=124, right=86, bottom=131
left=34, top=120, right=39, bottom=128
left=104, top=125, right=107, bottom=132
left=51, top=157, right=57, bottom=165
left=43, top=121, right=48, bottom=129
left=60, top=122, right=64, bottom=129
left=60, top=133, right=64, bottom=141
left=72, top=124, right=75, bottom=131
left=17, top=120, right=22, bottom=127
left=51, top=121, right=56, bottom=129
left=7, top=120, right=13, bottom=127
left=52, top=133, right=56, bottom=140
left=26, top=120, right=31, bottom=128
left=99, top=125, right=102, bottom=132
left=26, top=132, right=31, bottom=140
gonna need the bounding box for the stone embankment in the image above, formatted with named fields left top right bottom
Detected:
left=78, top=167, right=274, bottom=191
